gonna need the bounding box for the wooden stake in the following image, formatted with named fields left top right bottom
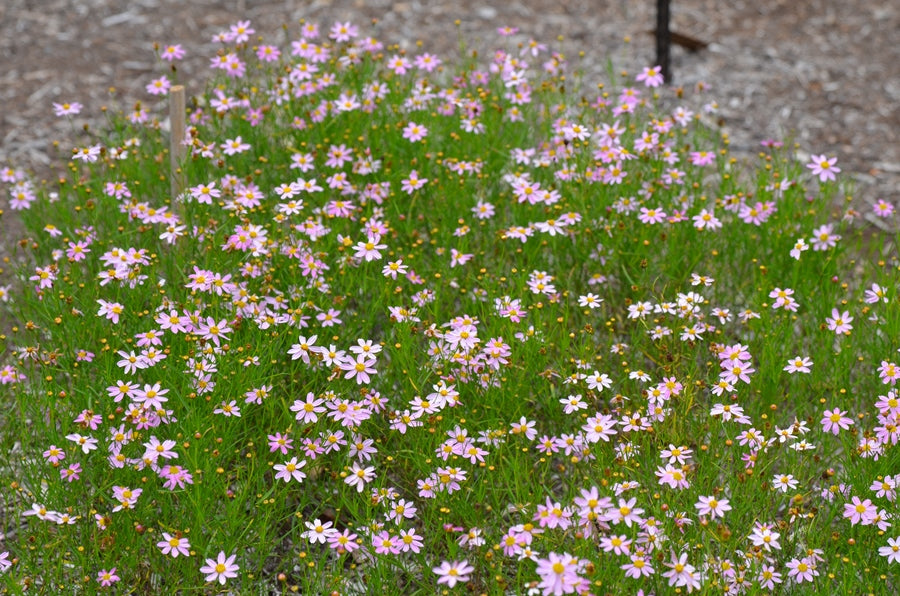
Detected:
left=169, top=85, right=186, bottom=212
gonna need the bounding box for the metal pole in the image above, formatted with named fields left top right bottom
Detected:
left=656, top=0, right=671, bottom=84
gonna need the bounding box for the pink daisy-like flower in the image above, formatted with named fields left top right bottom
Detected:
left=694, top=495, right=732, bottom=519
left=199, top=551, right=239, bottom=585
left=879, top=537, right=900, bottom=564
left=146, top=76, right=171, bottom=96
left=843, top=496, right=876, bottom=526
left=635, top=65, right=665, bottom=88
left=821, top=407, right=853, bottom=435
left=622, top=554, right=654, bottom=578
left=638, top=206, right=667, bottom=225
left=157, top=533, right=191, bottom=557
left=784, top=356, right=813, bottom=374
left=806, top=154, right=840, bottom=182
left=273, top=457, right=307, bottom=483
left=432, top=559, right=474, bottom=588
left=785, top=557, right=818, bottom=583
left=160, top=44, right=186, bottom=61
left=825, top=308, right=853, bottom=334
left=53, top=101, right=83, bottom=117
left=535, top=552, right=583, bottom=594
left=402, top=121, right=428, bottom=142
left=96, top=567, right=120, bottom=587
left=873, top=199, right=894, bottom=218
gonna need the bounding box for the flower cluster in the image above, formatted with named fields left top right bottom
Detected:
left=0, top=13, right=895, bottom=595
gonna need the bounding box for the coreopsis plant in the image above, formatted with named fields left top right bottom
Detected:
left=0, top=14, right=897, bottom=596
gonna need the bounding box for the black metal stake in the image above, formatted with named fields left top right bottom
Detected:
left=656, top=0, right=672, bottom=84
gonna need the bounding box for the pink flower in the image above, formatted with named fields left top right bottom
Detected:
left=692, top=209, right=722, bottom=230
left=344, top=463, right=375, bottom=492
left=160, top=44, right=185, bottom=61
left=638, top=206, right=667, bottom=224
left=534, top=497, right=573, bottom=530
left=97, top=299, right=124, bottom=324
left=328, top=529, right=361, bottom=553
left=662, top=552, right=700, bottom=591
left=694, top=495, right=732, bottom=519
left=43, top=445, right=65, bottom=464
left=450, top=249, right=474, bottom=268
left=53, top=101, right=83, bottom=117
left=372, top=531, right=402, bottom=555
left=302, top=519, right=336, bottom=543
left=75, top=348, right=94, bottom=362
left=769, top=287, right=798, bottom=311
left=636, top=65, right=665, bottom=87
left=200, top=551, right=239, bottom=585
left=267, top=432, right=294, bottom=454
left=353, top=234, right=386, bottom=262
left=401, top=170, right=427, bottom=194
left=197, top=317, right=231, bottom=347
left=221, top=136, right=251, bottom=156
left=843, top=496, right=876, bottom=525
left=288, top=334, right=318, bottom=365
left=96, top=567, right=120, bottom=587
left=821, top=407, right=853, bottom=434
left=599, top=534, right=632, bottom=555
left=772, top=473, right=798, bottom=493
left=329, top=21, right=359, bottom=42
left=873, top=199, right=894, bottom=218
left=402, top=121, right=428, bottom=142
left=748, top=523, right=781, bottom=552
left=622, top=554, right=654, bottom=578
left=273, top=457, right=307, bottom=483
left=157, top=533, right=191, bottom=557
left=604, top=497, right=644, bottom=527
left=398, top=528, right=423, bottom=553
left=810, top=224, right=840, bottom=250
left=146, top=76, right=171, bottom=96
left=879, top=537, right=900, bottom=564
left=432, top=559, right=474, bottom=588
left=864, top=283, right=888, bottom=304
left=825, top=308, right=853, bottom=334
left=806, top=154, right=840, bottom=182
left=339, top=354, right=377, bottom=385
left=256, top=45, right=281, bottom=62
left=656, top=464, right=690, bottom=490
left=535, top=552, right=583, bottom=594
left=786, top=557, right=818, bottom=583
left=225, top=20, right=254, bottom=43
left=291, top=392, right=325, bottom=423
left=60, top=463, right=81, bottom=482
left=414, top=53, right=441, bottom=72
left=73, top=145, right=102, bottom=162
left=784, top=356, right=813, bottom=374
left=213, top=400, right=240, bottom=417
left=689, top=151, right=715, bottom=166
left=879, top=361, right=900, bottom=385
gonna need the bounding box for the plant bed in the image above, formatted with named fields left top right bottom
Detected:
left=0, top=15, right=897, bottom=595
